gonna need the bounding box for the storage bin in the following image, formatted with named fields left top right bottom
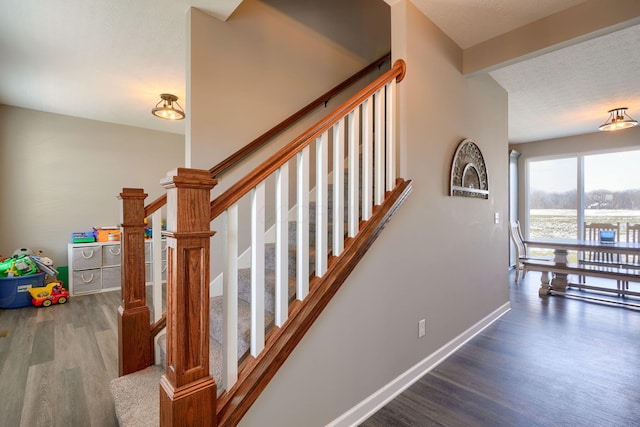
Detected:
left=0, top=272, right=46, bottom=308
left=72, top=269, right=102, bottom=294
left=71, top=245, right=102, bottom=270
left=95, top=228, right=121, bottom=242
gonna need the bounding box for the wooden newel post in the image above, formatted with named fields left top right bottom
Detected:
left=118, top=188, right=152, bottom=376
left=159, top=168, right=218, bottom=427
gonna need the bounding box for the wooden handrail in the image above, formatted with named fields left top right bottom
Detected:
left=141, top=52, right=391, bottom=219
left=209, top=52, right=391, bottom=179
left=150, top=314, right=167, bottom=338
left=144, top=193, right=167, bottom=218
left=210, top=59, right=406, bottom=221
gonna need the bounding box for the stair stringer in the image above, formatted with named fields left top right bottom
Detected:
left=216, top=179, right=412, bottom=426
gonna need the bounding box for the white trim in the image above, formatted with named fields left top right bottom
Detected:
left=326, top=301, right=512, bottom=427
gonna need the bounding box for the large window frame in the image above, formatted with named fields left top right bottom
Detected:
left=524, top=147, right=640, bottom=241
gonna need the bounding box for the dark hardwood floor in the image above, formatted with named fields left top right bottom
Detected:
left=361, top=272, right=640, bottom=427
left=0, top=290, right=120, bottom=427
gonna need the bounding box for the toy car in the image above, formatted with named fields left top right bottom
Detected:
left=28, top=281, right=69, bottom=307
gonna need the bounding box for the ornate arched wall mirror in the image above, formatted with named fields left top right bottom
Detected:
left=450, top=138, right=489, bottom=199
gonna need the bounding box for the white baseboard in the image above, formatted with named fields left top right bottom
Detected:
left=326, top=301, right=512, bottom=427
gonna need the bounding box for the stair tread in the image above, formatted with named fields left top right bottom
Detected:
left=110, top=365, right=163, bottom=427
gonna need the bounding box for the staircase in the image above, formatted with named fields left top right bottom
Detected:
left=111, top=59, right=409, bottom=426
left=111, top=182, right=342, bottom=425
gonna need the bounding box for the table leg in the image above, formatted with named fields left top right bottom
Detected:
left=550, top=249, right=569, bottom=292
left=538, top=271, right=551, bottom=296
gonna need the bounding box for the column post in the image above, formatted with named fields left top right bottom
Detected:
left=118, top=188, right=152, bottom=375
left=159, top=168, right=218, bottom=426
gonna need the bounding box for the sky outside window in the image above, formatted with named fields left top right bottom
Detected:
left=584, top=151, right=640, bottom=192
left=529, top=157, right=576, bottom=193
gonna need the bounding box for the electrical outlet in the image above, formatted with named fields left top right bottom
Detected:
left=418, top=319, right=426, bottom=338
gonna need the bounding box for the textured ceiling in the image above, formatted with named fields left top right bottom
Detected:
left=1, top=0, right=639, bottom=143
left=489, top=23, right=640, bottom=143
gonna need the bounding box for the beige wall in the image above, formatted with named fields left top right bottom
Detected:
left=511, top=126, right=640, bottom=233
left=187, top=0, right=388, bottom=179
left=239, top=1, right=510, bottom=425
left=188, top=0, right=391, bottom=281
left=0, top=105, right=184, bottom=266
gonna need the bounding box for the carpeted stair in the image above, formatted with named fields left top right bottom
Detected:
left=111, top=182, right=349, bottom=426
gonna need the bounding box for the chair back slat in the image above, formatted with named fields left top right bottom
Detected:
left=583, top=222, right=620, bottom=263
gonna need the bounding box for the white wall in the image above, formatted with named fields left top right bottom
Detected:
left=0, top=105, right=184, bottom=266
left=236, top=1, right=510, bottom=426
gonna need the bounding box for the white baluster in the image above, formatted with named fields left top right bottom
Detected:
left=151, top=210, right=163, bottom=323
left=333, top=119, right=345, bottom=256
left=275, top=164, right=289, bottom=327
left=297, top=146, right=310, bottom=300
left=386, top=80, right=397, bottom=191
left=362, top=96, right=374, bottom=220
left=251, top=183, right=265, bottom=356
left=223, top=205, right=238, bottom=389
left=316, top=132, right=328, bottom=276
left=374, top=88, right=385, bottom=205
left=348, top=109, right=360, bottom=238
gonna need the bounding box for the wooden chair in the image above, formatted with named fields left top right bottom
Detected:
left=619, top=223, right=640, bottom=292
left=509, top=220, right=550, bottom=283
left=581, top=222, right=621, bottom=287
left=582, top=222, right=621, bottom=264
left=625, top=223, right=640, bottom=265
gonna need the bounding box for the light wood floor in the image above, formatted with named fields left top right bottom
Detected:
left=0, top=290, right=120, bottom=427
left=3, top=272, right=640, bottom=427
left=361, top=272, right=640, bottom=426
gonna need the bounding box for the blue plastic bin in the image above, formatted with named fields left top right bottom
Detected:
left=0, top=272, right=45, bottom=308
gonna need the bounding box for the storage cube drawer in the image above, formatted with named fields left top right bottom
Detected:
left=145, top=241, right=153, bottom=263
left=102, top=266, right=121, bottom=290
left=72, top=269, right=102, bottom=293
left=145, top=262, right=152, bottom=283
left=102, top=244, right=121, bottom=266
left=72, top=246, right=102, bottom=270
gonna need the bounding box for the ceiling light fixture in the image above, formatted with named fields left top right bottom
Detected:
left=598, top=107, right=638, bottom=131
left=151, top=93, right=185, bottom=120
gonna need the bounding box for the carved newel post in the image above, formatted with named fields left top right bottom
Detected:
left=118, top=188, right=151, bottom=375
left=159, top=168, right=218, bottom=426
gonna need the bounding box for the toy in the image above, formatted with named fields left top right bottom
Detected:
left=12, top=247, right=34, bottom=257
left=0, top=255, right=38, bottom=277
left=29, top=253, right=58, bottom=278
left=28, top=281, right=69, bottom=307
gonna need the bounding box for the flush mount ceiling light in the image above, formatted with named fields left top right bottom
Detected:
left=598, top=107, right=638, bottom=131
left=151, top=93, right=185, bottom=120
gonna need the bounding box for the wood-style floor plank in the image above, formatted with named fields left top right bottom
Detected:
left=0, top=290, right=120, bottom=426
left=361, top=272, right=640, bottom=427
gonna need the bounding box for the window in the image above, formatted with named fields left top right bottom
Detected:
left=526, top=149, right=640, bottom=244
left=584, top=151, right=640, bottom=241
left=528, top=157, right=577, bottom=239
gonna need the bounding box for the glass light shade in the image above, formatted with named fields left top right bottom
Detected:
left=599, top=107, right=638, bottom=131
left=152, top=93, right=185, bottom=120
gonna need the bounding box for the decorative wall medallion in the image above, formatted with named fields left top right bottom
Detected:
left=450, top=138, right=489, bottom=199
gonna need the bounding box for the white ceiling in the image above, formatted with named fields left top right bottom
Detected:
left=1, top=0, right=639, bottom=142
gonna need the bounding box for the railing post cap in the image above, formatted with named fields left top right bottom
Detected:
left=161, top=168, right=218, bottom=190
left=119, top=188, right=148, bottom=200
